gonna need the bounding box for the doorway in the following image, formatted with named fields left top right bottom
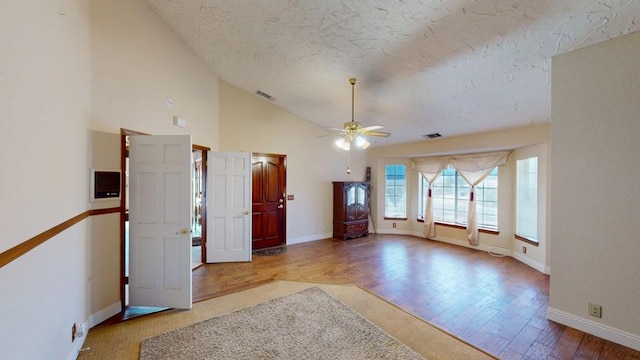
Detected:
left=119, top=129, right=209, bottom=313
left=251, top=153, right=287, bottom=250
left=191, top=146, right=208, bottom=269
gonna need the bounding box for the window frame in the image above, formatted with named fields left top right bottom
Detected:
left=384, top=164, right=407, bottom=219
left=515, top=156, right=538, bottom=245
left=418, top=165, right=499, bottom=232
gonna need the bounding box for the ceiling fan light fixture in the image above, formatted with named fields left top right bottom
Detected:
left=355, top=136, right=370, bottom=149
left=328, top=77, right=390, bottom=151
left=335, top=137, right=350, bottom=150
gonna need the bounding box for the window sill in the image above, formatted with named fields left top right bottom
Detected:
left=515, top=234, right=539, bottom=246
left=384, top=217, right=408, bottom=221
left=416, top=218, right=499, bottom=235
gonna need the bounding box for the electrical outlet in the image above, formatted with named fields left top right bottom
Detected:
left=522, top=246, right=527, bottom=254
left=589, top=303, right=602, bottom=318
left=392, top=223, right=396, bottom=228
left=76, top=322, right=85, bottom=338
left=71, top=323, right=77, bottom=342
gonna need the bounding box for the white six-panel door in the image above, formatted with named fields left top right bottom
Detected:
left=207, top=151, right=252, bottom=263
left=129, top=135, right=193, bottom=309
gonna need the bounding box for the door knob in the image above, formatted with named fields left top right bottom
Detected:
left=242, top=210, right=250, bottom=215
left=176, top=228, right=189, bottom=235
left=277, top=205, right=284, bottom=209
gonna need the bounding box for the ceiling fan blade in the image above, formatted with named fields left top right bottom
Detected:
left=325, top=127, right=347, bottom=133
left=359, top=125, right=384, bottom=132
left=362, top=130, right=391, bottom=137
left=315, top=133, right=335, bottom=138
left=317, top=127, right=348, bottom=138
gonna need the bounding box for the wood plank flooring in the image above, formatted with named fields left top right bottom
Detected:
left=193, top=234, right=640, bottom=360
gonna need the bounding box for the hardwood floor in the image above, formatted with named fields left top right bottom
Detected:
left=193, top=234, right=640, bottom=360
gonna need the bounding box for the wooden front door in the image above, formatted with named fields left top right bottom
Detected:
left=251, top=153, right=286, bottom=249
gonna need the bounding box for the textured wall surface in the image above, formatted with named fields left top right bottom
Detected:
left=551, top=30, right=640, bottom=343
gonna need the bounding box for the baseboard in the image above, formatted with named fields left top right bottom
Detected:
left=87, top=301, right=122, bottom=328
left=431, top=235, right=503, bottom=253
left=389, top=231, right=551, bottom=274
left=375, top=228, right=414, bottom=236
left=547, top=307, right=640, bottom=351
left=287, top=233, right=332, bottom=246
left=67, top=302, right=122, bottom=360
left=511, top=251, right=549, bottom=274
left=67, top=336, right=87, bottom=360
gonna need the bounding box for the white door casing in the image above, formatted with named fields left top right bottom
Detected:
left=207, top=151, right=252, bottom=263
left=129, top=135, right=193, bottom=309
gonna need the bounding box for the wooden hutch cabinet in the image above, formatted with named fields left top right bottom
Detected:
left=333, top=181, right=369, bottom=240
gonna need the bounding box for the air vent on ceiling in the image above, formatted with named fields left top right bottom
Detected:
left=422, top=133, right=442, bottom=139
left=255, top=90, right=275, bottom=101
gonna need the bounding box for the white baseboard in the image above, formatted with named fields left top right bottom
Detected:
left=375, top=228, right=414, bottom=236
left=381, top=231, right=551, bottom=274
left=87, top=301, right=122, bottom=328
left=287, top=233, right=332, bottom=245
left=69, top=301, right=122, bottom=360
left=67, top=302, right=121, bottom=360
left=67, top=336, right=86, bottom=360
left=547, top=307, right=640, bottom=351
left=431, top=234, right=512, bottom=255
left=511, top=251, right=549, bottom=274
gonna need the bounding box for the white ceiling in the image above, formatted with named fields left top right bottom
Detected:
left=145, top=0, right=640, bottom=147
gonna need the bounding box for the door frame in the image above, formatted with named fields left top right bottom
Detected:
left=119, top=128, right=210, bottom=310
left=192, top=145, right=209, bottom=269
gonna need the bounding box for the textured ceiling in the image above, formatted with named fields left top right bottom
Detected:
left=145, top=0, right=640, bottom=147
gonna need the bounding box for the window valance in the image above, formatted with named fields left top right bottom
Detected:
left=411, top=151, right=510, bottom=245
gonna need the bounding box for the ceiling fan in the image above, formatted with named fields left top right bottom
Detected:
left=328, top=78, right=390, bottom=150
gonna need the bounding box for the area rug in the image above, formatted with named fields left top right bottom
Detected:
left=252, top=245, right=287, bottom=256
left=79, top=281, right=496, bottom=360
left=140, top=287, right=424, bottom=359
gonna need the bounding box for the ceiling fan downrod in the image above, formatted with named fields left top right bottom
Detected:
left=349, top=78, right=357, bottom=123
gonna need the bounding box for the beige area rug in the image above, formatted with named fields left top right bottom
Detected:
left=79, top=281, right=496, bottom=360
left=141, top=287, right=423, bottom=359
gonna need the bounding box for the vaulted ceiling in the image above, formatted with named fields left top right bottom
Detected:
left=145, top=0, right=640, bottom=147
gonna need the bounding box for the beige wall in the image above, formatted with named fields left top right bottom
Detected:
left=1, top=0, right=222, bottom=359
left=90, top=0, right=219, bottom=146
left=366, top=124, right=550, bottom=272
left=218, top=80, right=367, bottom=243
left=550, top=30, right=640, bottom=348
left=0, top=1, right=92, bottom=359
left=87, top=0, right=222, bottom=320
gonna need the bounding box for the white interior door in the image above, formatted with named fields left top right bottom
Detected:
left=207, top=151, right=252, bottom=263
left=129, top=135, right=193, bottom=309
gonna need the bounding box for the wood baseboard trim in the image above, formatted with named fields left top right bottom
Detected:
left=0, top=207, right=120, bottom=269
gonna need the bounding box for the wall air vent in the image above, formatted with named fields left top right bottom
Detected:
left=422, top=133, right=442, bottom=139
left=255, top=90, right=275, bottom=101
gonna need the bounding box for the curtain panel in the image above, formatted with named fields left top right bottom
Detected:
left=412, top=157, right=448, bottom=239
left=412, top=151, right=510, bottom=245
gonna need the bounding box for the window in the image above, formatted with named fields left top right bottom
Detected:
left=516, top=157, right=537, bottom=242
left=384, top=164, right=406, bottom=218
left=419, top=165, right=498, bottom=230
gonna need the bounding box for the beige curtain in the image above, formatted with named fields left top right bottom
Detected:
left=449, top=151, right=510, bottom=245
left=411, top=157, right=447, bottom=239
